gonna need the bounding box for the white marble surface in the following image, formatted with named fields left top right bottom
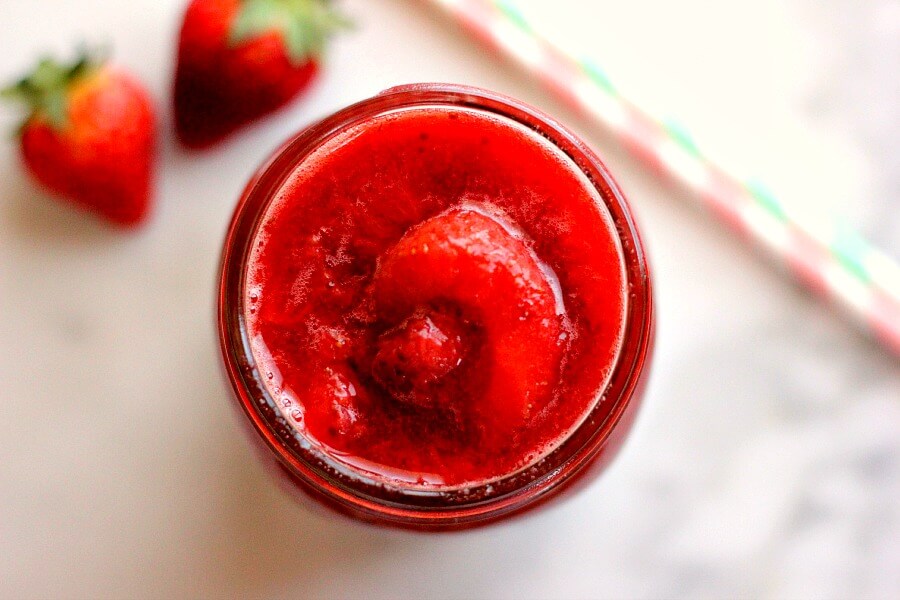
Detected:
left=0, top=1, right=897, bottom=598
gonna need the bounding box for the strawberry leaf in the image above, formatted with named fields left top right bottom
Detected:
left=229, top=0, right=350, bottom=67
left=1, top=48, right=104, bottom=133
left=43, top=89, right=68, bottom=129
left=228, top=0, right=286, bottom=48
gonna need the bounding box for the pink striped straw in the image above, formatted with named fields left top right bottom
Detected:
left=422, top=0, right=900, bottom=356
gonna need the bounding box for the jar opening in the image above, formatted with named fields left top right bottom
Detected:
left=218, top=84, right=653, bottom=527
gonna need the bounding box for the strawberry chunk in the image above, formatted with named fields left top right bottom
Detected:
left=371, top=311, right=466, bottom=408
left=302, top=366, right=367, bottom=444
left=372, top=208, right=565, bottom=437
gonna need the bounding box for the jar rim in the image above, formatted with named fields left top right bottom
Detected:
left=218, top=83, right=653, bottom=528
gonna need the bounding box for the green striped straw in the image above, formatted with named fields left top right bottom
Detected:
left=424, top=0, right=900, bottom=355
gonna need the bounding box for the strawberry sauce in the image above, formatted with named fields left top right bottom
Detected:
left=244, top=105, right=626, bottom=488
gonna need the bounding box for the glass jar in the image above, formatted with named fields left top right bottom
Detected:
left=218, top=84, right=654, bottom=529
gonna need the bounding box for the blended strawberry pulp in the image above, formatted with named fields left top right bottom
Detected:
left=245, top=106, right=626, bottom=488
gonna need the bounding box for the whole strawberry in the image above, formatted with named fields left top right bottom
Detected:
left=174, top=0, right=348, bottom=148
left=2, top=51, right=156, bottom=227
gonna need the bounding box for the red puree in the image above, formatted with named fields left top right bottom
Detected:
left=245, top=106, right=625, bottom=487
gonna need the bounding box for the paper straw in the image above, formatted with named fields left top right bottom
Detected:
left=422, top=0, right=900, bottom=356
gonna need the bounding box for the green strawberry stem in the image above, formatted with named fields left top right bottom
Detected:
left=1, top=47, right=106, bottom=132
left=228, top=0, right=351, bottom=66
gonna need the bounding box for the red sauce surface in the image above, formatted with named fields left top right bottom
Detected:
left=245, top=106, right=625, bottom=487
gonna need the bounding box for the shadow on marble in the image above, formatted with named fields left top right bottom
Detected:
left=1, top=167, right=126, bottom=247
left=165, top=372, right=404, bottom=599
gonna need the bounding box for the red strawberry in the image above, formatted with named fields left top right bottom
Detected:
left=371, top=312, right=466, bottom=408
left=2, top=51, right=157, bottom=227
left=174, top=0, right=348, bottom=148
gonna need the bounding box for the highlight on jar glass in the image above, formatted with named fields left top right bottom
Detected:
left=218, top=84, right=654, bottom=529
